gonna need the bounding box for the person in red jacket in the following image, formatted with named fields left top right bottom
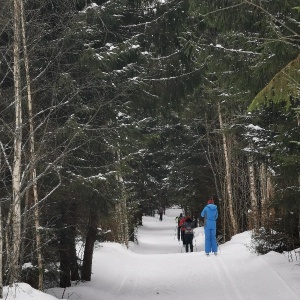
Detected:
left=175, top=213, right=183, bottom=241
left=179, top=216, right=186, bottom=245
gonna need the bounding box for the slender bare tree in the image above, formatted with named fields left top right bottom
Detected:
left=10, top=0, right=23, bottom=285
left=217, top=102, right=238, bottom=235
left=0, top=154, right=3, bottom=298
left=248, top=155, right=259, bottom=232
left=20, top=0, right=43, bottom=290
left=115, top=149, right=129, bottom=248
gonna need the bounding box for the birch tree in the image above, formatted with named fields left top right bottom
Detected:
left=248, top=155, right=259, bottom=232
left=10, top=0, right=22, bottom=284
left=20, top=0, right=43, bottom=290
left=217, top=102, right=238, bottom=236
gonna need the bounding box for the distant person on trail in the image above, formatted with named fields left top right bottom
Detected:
left=158, top=207, right=164, bottom=221
left=179, top=215, right=187, bottom=245
left=175, top=213, right=183, bottom=241
left=201, top=198, right=218, bottom=256
left=182, top=216, right=195, bottom=252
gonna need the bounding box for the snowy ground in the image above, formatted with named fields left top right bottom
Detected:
left=4, top=208, right=300, bottom=299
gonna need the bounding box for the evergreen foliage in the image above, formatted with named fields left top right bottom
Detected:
left=249, top=55, right=300, bottom=110
left=0, top=0, right=299, bottom=288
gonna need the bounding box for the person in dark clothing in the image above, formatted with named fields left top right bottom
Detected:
left=175, top=213, right=183, bottom=241
left=158, top=207, right=164, bottom=221
left=182, top=216, right=195, bottom=252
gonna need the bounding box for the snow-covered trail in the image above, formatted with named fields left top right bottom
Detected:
left=126, top=208, right=299, bottom=300
left=47, top=208, right=300, bottom=300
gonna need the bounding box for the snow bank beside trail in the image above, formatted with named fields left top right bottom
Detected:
left=4, top=283, right=60, bottom=300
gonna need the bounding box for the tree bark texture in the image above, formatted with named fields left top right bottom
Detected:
left=0, top=196, right=3, bottom=298
left=11, top=0, right=22, bottom=284
left=248, top=156, right=259, bottom=232
left=217, top=102, right=238, bottom=236
left=259, top=162, right=276, bottom=231
left=58, top=203, right=80, bottom=287
left=81, top=211, right=98, bottom=281
left=115, top=149, right=129, bottom=247
left=69, top=203, right=80, bottom=281
left=121, top=193, right=129, bottom=248
left=297, top=114, right=300, bottom=238
left=20, top=0, right=44, bottom=289
left=59, top=230, right=71, bottom=288
left=70, top=226, right=80, bottom=281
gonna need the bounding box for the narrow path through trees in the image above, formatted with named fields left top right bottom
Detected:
left=47, top=208, right=300, bottom=300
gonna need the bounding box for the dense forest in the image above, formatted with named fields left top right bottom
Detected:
left=0, top=0, right=299, bottom=294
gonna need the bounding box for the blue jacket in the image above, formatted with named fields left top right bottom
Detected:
left=201, top=204, right=218, bottom=229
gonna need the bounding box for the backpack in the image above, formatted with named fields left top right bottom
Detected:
left=184, top=221, right=193, bottom=234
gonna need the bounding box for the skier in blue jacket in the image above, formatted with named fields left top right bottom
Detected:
left=201, top=198, right=218, bottom=256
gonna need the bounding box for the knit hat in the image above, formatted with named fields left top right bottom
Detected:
left=207, top=199, right=214, bottom=204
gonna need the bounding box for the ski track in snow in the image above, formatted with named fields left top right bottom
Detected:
left=45, top=208, right=300, bottom=300
left=126, top=208, right=300, bottom=300
left=212, top=255, right=243, bottom=300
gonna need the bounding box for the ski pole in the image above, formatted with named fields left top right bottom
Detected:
left=216, top=239, right=221, bottom=254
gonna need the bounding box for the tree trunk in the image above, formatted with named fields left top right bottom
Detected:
left=115, top=149, right=129, bottom=247
left=20, top=0, right=43, bottom=289
left=248, top=155, right=259, bottom=233
left=81, top=212, right=98, bottom=281
left=0, top=194, right=3, bottom=298
left=298, top=175, right=300, bottom=239
left=297, top=114, right=300, bottom=239
left=217, top=102, right=238, bottom=236
left=203, top=114, right=222, bottom=207
left=69, top=203, right=79, bottom=281
left=115, top=202, right=123, bottom=243
left=58, top=203, right=80, bottom=287
left=59, top=230, right=71, bottom=288
left=70, top=226, right=80, bottom=281
left=121, top=193, right=129, bottom=248
left=260, top=162, right=271, bottom=230
left=202, top=114, right=224, bottom=239
left=11, top=0, right=22, bottom=284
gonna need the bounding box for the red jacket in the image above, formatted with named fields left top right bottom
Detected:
left=179, top=217, right=186, bottom=230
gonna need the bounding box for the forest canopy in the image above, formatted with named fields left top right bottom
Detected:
left=0, top=0, right=299, bottom=293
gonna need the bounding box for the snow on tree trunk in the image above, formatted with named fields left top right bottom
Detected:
left=217, top=102, right=238, bottom=236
